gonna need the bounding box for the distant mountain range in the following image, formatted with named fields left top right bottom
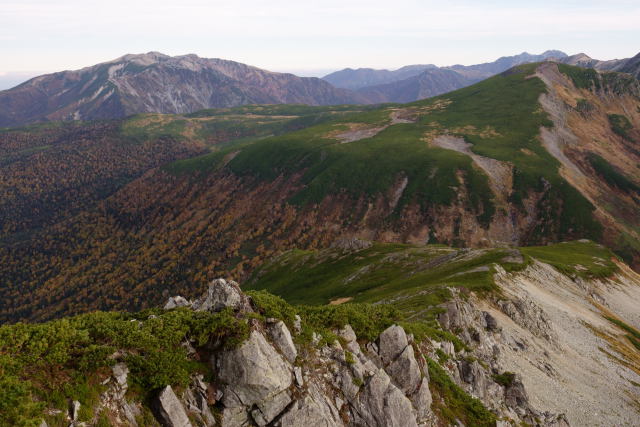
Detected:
left=0, top=52, right=366, bottom=127
left=1, top=50, right=639, bottom=127
left=560, top=52, right=640, bottom=78
left=328, top=50, right=569, bottom=102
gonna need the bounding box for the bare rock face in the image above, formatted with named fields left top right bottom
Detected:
left=100, top=363, right=141, bottom=426
left=280, top=383, right=342, bottom=427
left=267, top=320, right=298, bottom=363
left=154, top=385, right=193, bottom=427
left=351, top=368, right=418, bottom=427
left=182, top=375, right=216, bottom=427
left=377, top=325, right=409, bottom=364
left=192, top=278, right=252, bottom=313
left=164, top=296, right=191, bottom=310
left=216, top=330, right=292, bottom=425
left=330, top=237, right=373, bottom=251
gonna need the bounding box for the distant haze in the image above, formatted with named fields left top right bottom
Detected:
left=1, top=0, right=639, bottom=78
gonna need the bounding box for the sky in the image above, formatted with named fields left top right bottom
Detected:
left=1, top=0, right=639, bottom=88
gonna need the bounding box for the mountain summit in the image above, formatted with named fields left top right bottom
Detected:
left=0, top=52, right=366, bottom=127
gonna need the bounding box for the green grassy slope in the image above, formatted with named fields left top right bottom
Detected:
left=170, top=63, right=601, bottom=239
left=245, top=240, right=618, bottom=319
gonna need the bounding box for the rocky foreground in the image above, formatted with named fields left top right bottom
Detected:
left=44, top=278, right=581, bottom=427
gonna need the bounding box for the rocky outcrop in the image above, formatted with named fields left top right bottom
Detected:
left=192, top=278, right=252, bottom=313
left=65, top=276, right=594, bottom=426
left=154, top=386, right=193, bottom=427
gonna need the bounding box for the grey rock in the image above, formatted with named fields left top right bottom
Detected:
left=70, top=400, right=81, bottom=421
left=352, top=368, right=418, bottom=427
left=330, top=237, right=372, bottom=251
left=293, top=315, right=302, bottom=334
left=483, top=311, right=498, bottom=331
left=164, top=296, right=191, bottom=310
left=280, top=383, right=342, bottom=427
left=251, top=389, right=292, bottom=426
left=112, top=363, right=129, bottom=389
left=39, top=421, right=48, bottom=427
left=378, top=325, right=408, bottom=364
left=193, top=278, right=250, bottom=313
left=216, top=330, right=292, bottom=409
left=386, top=345, right=421, bottom=394
left=412, top=377, right=433, bottom=421
left=337, top=324, right=357, bottom=343
left=504, top=376, right=529, bottom=409
left=154, top=385, right=192, bottom=427
left=267, top=320, right=297, bottom=363
left=294, top=367, right=304, bottom=386
left=221, top=406, right=250, bottom=427
left=442, top=341, right=455, bottom=357
left=183, top=376, right=215, bottom=427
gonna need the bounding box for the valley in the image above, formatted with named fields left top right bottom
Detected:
left=0, top=59, right=639, bottom=427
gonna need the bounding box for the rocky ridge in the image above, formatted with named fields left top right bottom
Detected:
left=0, top=53, right=366, bottom=127
left=42, top=278, right=583, bottom=427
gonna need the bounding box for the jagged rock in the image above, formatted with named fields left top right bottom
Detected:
left=216, top=330, right=292, bottom=422
left=442, top=341, right=455, bottom=357
left=351, top=368, right=418, bottom=427
left=164, top=296, right=191, bottom=310
left=483, top=311, right=498, bottom=331
left=280, top=383, right=341, bottom=427
left=294, top=367, right=304, bottom=386
left=293, top=315, right=302, bottom=334
left=378, top=325, right=408, bottom=364
left=193, top=278, right=251, bottom=313
left=183, top=375, right=216, bottom=427
left=338, top=324, right=357, bottom=343
left=70, top=400, right=81, bottom=421
left=267, top=320, right=297, bottom=363
left=412, top=377, right=433, bottom=421
left=330, top=237, right=372, bottom=251
left=498, top=298, right=556, bottom=343
left=154, top=385, right=193, bottom=427
left=113, top=363, right=128, bottom=390
left=504, top=375, right=529, bottom=409
left=221, top=407, right=250, bottom=427
left=386, top=345, right=421, bottom=394
left=250, top=389, right=292, bottom=426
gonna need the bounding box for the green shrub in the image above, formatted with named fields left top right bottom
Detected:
left=608, top=114, right=633, bottom=140
left=493, top=371, right=516, bottom=387
left=427, top=358, right=497, bottom=426
left=588, top=153, right=639, bottom=194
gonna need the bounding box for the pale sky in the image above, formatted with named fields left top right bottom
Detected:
left=1, top=0, right=639, bottom=87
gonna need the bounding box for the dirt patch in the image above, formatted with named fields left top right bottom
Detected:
left=330, top=108, right=418, bottom=143
left=332, top=123, right=388, bottom=143
left=329, top=297, right=353, bottom=305
left=430, top=135, right=513, bottom=203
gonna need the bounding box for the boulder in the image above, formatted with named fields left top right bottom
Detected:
left=280, top=384, right=342, bottom=427
left=352, top=368, right=418, bottom=427
left=250, top=389, right=292, bottom=426
left=164, top=296, right=191, bottom=310
left=70, top=400, right=81, bottom=421
left=504, top=376, right=529, bottom=409
left=267, top=320, right=297, bottom=363
left=412, top=377, right=433, bottom=421
left=386, top=345, right=421, bottom=394
left=216, top=330, right=292, bottom=420
left=154, top=385, right=192, bottom=427
left=193, top=278, right=251, bottom=313
left=378, top=325, right=408, bottom=364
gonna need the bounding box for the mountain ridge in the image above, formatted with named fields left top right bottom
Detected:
left=0, top=52, right=368, bottom=127
left=1, top=62, right=638, bottom=324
